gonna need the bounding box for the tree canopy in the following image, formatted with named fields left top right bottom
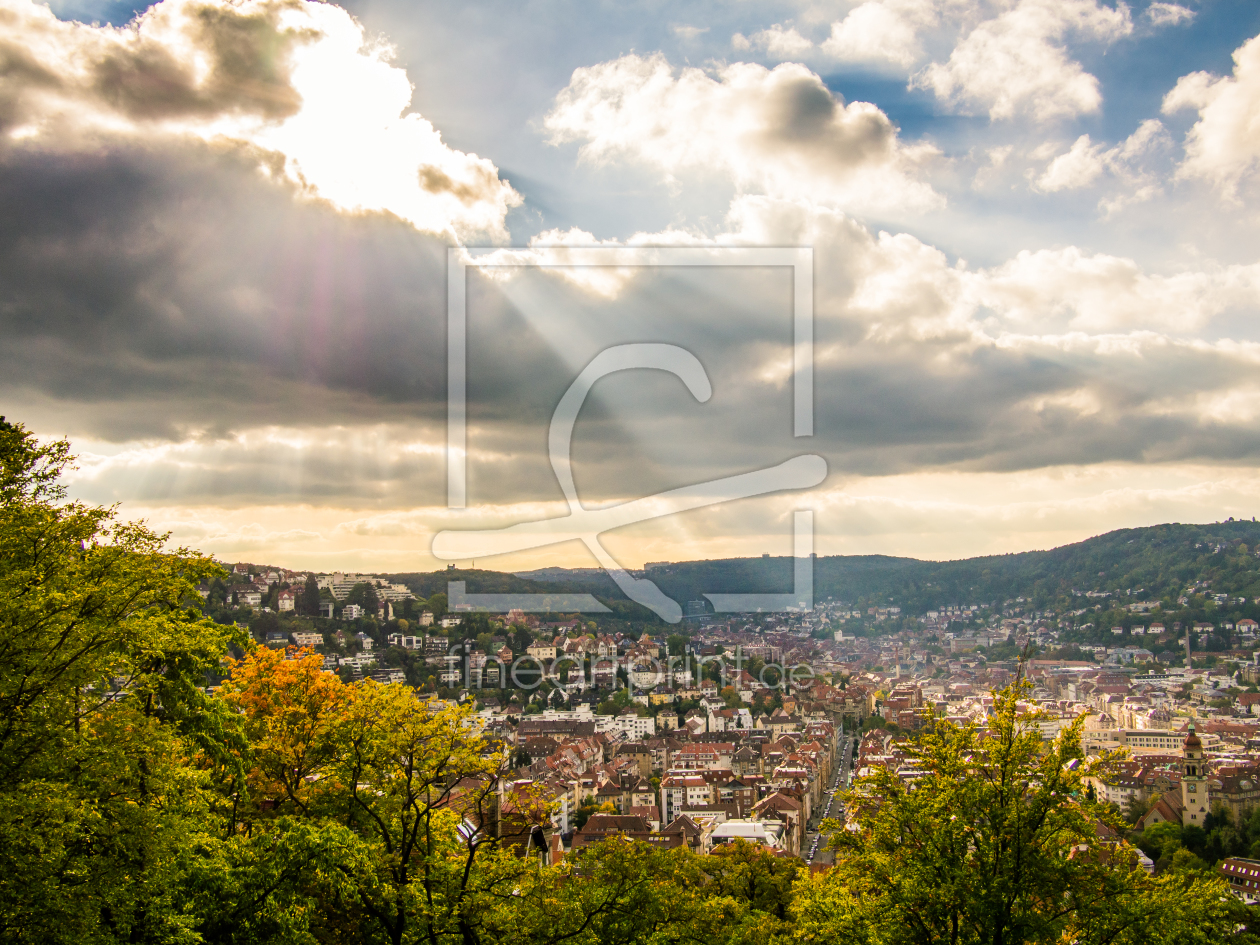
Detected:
left=796, top=682, right=1252, bottom=945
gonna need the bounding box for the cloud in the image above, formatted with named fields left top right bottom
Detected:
left=820, top=0, right=935, bottom=68
left=477, top=196, right=1260, bottom=485
left=123, top=461, right=1260, bottom=571
left=1145, top=2, right=1194, bottom=27
left=914, top=0, right=1132, bottom=120
left=1164, top=33, right=1260, bottom=199
left=5, top=0, right=1260, bottom=574
left=810, top=463, right=1260, bottom=559
left=0, top=0, right=310, bottom=129
left=479, top=224, right=720, bottom=299
left=544, top=53, right=942, bottom=214
left=10, top=124, right=1260, bottom=513
left=0, top=132, right=582, bottom=458
left=0, top=0, right=519, bottom=239
left=970, top=246, right=1260, bottom=333
left=735, top=1, right=940, bottom=69
left=672, top=24, right=708, bottom=40
left=1035, top=134, right=1108, bottom=191
left=1033, top=120, right=1170, bottom=207
left=746, top=24, right=814, bottom=59
left=64, top=424, right=450, bottom=506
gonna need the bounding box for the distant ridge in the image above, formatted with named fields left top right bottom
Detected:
left=386, top=520, right=1260, bottom=617
left=514, top=567, right=609, bottom=582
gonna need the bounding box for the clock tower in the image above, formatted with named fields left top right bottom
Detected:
left=1181, top=721, right=1208, bottom=826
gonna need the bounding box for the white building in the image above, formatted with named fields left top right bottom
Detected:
left=710, top=820, right=784, bottom=850
left=594, top=715, right=656, bottom=739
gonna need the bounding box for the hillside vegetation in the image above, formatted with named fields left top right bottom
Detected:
left=493, top=521, right=1260, bottom=615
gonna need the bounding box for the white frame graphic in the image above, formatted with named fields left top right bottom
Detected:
left=440, top=246, right=819, bottom=622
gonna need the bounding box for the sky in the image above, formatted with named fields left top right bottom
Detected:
left=6, top=0, right=1260, bottom=573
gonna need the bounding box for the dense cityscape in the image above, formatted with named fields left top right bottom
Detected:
left=205, top=536, right=1260, bottom=883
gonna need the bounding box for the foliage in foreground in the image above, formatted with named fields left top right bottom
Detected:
left=796, top=685, right=1250, bottom=945
left=0, top=418, right=1256, bottom=944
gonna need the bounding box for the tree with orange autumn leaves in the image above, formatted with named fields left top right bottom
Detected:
left=211, top=646, right=552, bottom=944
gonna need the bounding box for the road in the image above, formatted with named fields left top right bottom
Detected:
left=805, top=730, right=855, bottom=866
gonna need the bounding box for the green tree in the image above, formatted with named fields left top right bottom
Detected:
left=301, top=573, right=321, bottom=616
left=428, top=592, right=449, bottom=618
left=0, top=418, right=237, bottom=942
left=512, top=623, right=533, bottom=652
left=1137, top=820, right=1185, bottom=866
left=574, top=798, right=599, bottom=831
left=1123, top=792, right=1154, bottom=826
left=702, top=838, right=798, bottom=921
left=345, top=581, right=380, bottom=615
left=795, top=679, right=1254, bottom=945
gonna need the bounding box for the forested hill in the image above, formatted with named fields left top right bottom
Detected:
left=385, top=569, right=574, bottom=599
left=494, top=519, right=1260, bottom=614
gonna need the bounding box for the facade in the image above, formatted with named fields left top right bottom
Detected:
left=1219, top=858, right=1260, bottom=901
left=710, top=819, right=783, bottom=850
left=1209, top=764, right=1260, bottom=825
left=1082, top=728, right=1200, bottom=755
left=659, top=775, right=713, bottom=823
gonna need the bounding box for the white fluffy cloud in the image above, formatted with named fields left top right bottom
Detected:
left=744, top=24, right=814, bottom=59
left=734, top=1, right=937, bottom=70
left=1164, top=33, right=1260, bottom=199
left=1146, top=2, right=1195, bottom=27
left=713, top=194, right=1260, bottom=342
left=505, top=190, right=1260, bottom=346
left=915, top=0, right=1132, bottom=120
left=544, top=54, right=941, bottom=215
left=1035, top=134, right=1108, bottom=191
left=971, top=247, right=1260, bottom=333
left=821, top=0, right=936, bottom=68
left=0, top=0, right=519, bottom=239
left=1033, top=119, right=1169, bottom=210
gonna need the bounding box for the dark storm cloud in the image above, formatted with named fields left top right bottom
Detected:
left=7, top=125, right=1260, bottom=511
left=4, top=123, right=1260, bottom=511
left=91, top=1, right=313, bottom=121
left=0, top=137, right=569, bottom=440
left=1, top=0, right=314, bottom=135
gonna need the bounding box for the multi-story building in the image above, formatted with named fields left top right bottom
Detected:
left=659, top=775, right=714, bottom=823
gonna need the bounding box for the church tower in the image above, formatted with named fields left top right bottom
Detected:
left=1181, top=721, right=1209, bottom=826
